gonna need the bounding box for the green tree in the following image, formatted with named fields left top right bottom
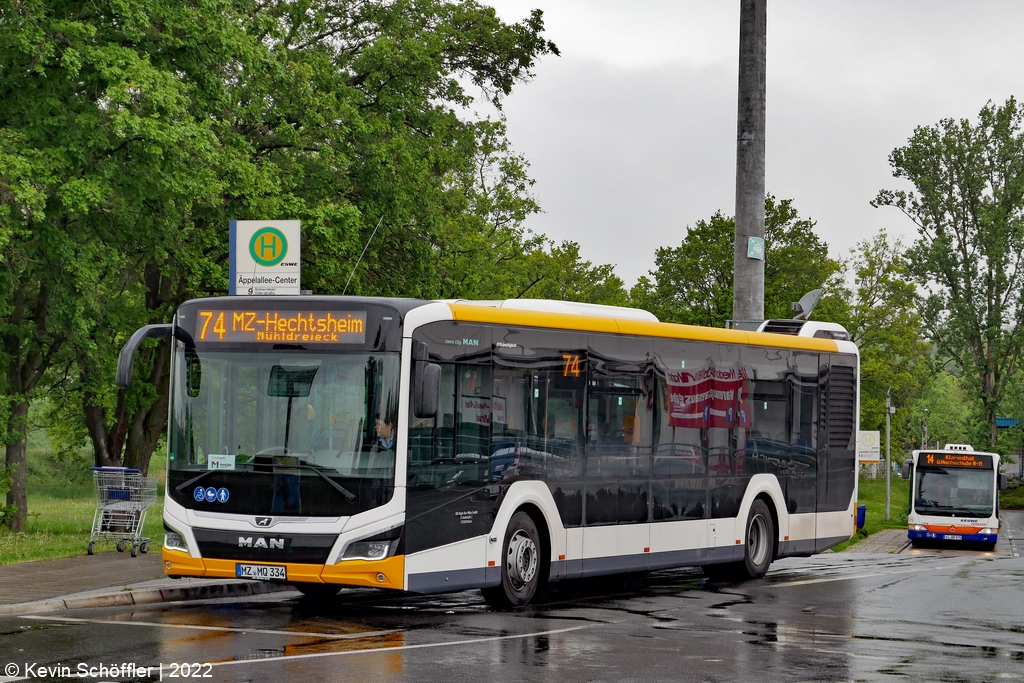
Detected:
left=2, top=0, right=560, bottom=489
left=905, top=371, right=972, bottom=451
left=630, top=196, right=846, bottom=326
left=520, top=241, right=627, bottom=305
left=846, top=230, right=932, bottom=448
left=630, top=211, right=733, bottom=326
left=430, top=118, right=544, bottom=300
left=0, top=0, right=232, bottom=524
left=874, top=97, right=1024, bottom=448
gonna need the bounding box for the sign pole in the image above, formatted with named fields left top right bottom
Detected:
left=885, top=388, right=892, bottom=522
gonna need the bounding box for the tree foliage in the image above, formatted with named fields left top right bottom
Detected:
left=845, top=231, right=931, bottom=446
left=0, top=0, right=587, bottom=526
left=630, top=196, right=846, bottom=326
left=874, top=97, right=1024, bottom=447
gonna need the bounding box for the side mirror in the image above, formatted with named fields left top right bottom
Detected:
left=117, top=324, right=196, bottom=389
left=117, top=325, right=173, bottom=388
left=901, top=461, right=911, bottom=480
left=414, top=362, right=440, bottom=418
left=999, top=473, right=1008, bottom=491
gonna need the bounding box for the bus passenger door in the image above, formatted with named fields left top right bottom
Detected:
left=492, top=330, right=587, bottom=580
left=583, top=363, right=651, bottom=576
left=816, top=355, right=857, bottom=551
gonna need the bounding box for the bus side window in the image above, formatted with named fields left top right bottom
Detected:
left=586, top=371, right=650, bottom=525
left=651, top=339, right=714, bottom=522
left=407, top=364, right=456, bottom=486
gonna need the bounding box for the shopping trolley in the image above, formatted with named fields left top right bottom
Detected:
left=87, top=466, right=158, bottom=557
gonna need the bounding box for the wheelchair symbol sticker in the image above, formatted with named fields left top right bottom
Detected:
left=217, top=487, right=230, bottom=503
left=205, top=487, right=217, bottom=503
left=193, top=487, right=205, bottom=502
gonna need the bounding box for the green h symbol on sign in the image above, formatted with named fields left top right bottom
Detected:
left=249, top=227, right=288, bottom=267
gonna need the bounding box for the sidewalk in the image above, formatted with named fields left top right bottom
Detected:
left=0, top=552, right=291, bottom=616
left=841, top=528, right=910, bottom=554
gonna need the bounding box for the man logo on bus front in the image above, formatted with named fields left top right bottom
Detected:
left=255, top=517, right=272, bottom=527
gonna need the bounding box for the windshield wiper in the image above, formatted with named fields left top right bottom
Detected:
left=175, top=469, right=218, bottom=493
left=290, top=463, right=358, bottom=503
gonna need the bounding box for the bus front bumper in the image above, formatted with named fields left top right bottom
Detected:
left=907, top=529, right=997, bottom=543
left=162, top=548, right=404, bottom=590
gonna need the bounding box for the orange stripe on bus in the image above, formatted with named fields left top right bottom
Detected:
left=922, top=524, right=984, bottom=534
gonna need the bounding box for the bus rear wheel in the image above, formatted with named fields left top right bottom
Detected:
left=482, top=511, right=543, bottom=609
left=741, top=499, right=774, bottom=579
left=702, top=500, right=775, bottom=582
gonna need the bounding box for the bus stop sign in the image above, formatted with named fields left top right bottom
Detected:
left=229, top=220, right=301, bottom=295
left=858, top=430, right=881, bottom=463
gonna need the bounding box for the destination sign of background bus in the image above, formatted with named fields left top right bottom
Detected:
left=229, top=220, right=301, bottom=296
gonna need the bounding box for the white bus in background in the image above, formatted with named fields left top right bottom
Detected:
left=902, top=444, right=1008, bottom=550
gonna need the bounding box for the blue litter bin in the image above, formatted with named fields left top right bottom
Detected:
left=857, top=504, right=867, bottom=529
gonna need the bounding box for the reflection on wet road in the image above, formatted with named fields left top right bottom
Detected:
left=2, top=513, right=1023, bottom=682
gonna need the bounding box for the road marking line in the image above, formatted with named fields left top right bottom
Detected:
left=21, top=615, right=397, bottom=640
left=199, top=623, right=596, bottom=669
left=768, top=560, right=972, bottom=587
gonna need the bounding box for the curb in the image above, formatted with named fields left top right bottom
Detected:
left=0, top=580, right=293, bottom=617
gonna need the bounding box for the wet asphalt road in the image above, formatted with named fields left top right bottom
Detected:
left=2, top=513, right=1023, bottom=683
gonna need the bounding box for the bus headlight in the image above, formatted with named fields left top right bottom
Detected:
left=980, top=528, right=997, bottom=535
left=910, top=524, right=926, bottom=531
left=341, top=526, right=403, bottom=562
left=164, top=527, right=189, bottom=553
left=344, top=541, right=391, bottom=561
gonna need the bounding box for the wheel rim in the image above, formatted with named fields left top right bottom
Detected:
left=748, top=513, right=769, bottom=567
left=506, top=529, right=538, bottom=591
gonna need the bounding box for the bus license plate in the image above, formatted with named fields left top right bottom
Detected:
left=945, top=535, right=962, bottom=541
left=236, top=563, right=287, bottom=581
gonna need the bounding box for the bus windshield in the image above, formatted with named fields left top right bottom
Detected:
left=167, top=346, right=400, bottom=517
left=914, top=466, right=994, bottom=517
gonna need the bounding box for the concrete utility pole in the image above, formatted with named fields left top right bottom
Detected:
left=733, top=0, right=767, bottom=323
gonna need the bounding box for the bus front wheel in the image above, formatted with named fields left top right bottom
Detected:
left=482, top=511, right=543, bottom=609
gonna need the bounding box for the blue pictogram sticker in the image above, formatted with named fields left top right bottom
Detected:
left=193, top=487, right=205, bottom=502
left=205, top=487, right=217, bottom=503
left=217, top=487, right=230, bottom=503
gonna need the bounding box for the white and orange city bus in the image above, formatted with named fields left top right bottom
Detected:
left=902, top=444, right=1007, bottom=550
left=117, top=297, right=860, bottom=607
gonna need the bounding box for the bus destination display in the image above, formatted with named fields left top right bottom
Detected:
left=920, top=452, right=992, bottom=469
left=195, top=310, right=367, bottom=343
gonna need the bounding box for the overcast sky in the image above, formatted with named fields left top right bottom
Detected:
left=481, top=1, right=1024, bottom=287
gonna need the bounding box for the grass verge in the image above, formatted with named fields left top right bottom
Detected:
left=0, top=428, right=165, bottom=566
left=832, top=471, right=910, bottom=552
left=1001, top=480, right=1024, bottom=509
